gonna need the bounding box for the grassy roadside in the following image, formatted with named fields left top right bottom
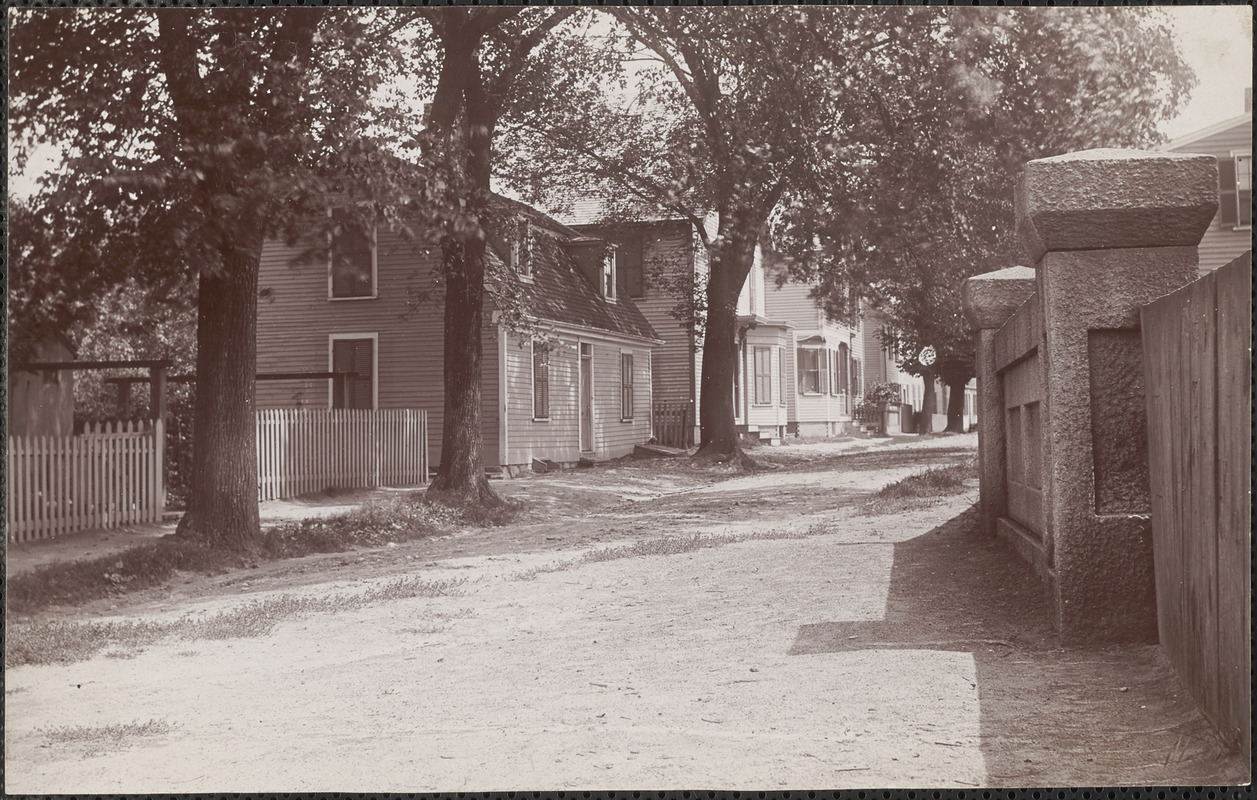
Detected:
left=859, top=460, right=977, bottom=515
left=8, top=492, right=520, bottom=616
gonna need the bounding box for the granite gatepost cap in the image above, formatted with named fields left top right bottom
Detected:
left=1015, top=149, right=1218, bottom=262
left=962, top=265, right=1037, bottom=330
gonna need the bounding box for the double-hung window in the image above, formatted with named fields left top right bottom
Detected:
left=329, top=208, right=377, bottom=299
left=533, top=344, right=550, bottom=420
left=621, top=353, right=634, bottom=420
left=602, top=252, right=618, bottom=302
left=330, top=335, right=376, bottom=409
left=1219, top=154, right=1252, bottom=229
left=797, top=348, right=820, bottom=394
left=753, top=347, right=772, bottom=405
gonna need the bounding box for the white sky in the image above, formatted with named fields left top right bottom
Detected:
left=1160, top=5, right=1253, bottom=139
left=8, top=8, right=1252, bottom=200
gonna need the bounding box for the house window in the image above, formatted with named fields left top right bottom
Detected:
left=778, top=346, right=787, bottom=407
left=329, top=208, right=376, bottom=299
left=797, top=348, right=820, bottom=394
left=819, top=348, right=830, bottom=395
left=330, top=335, right=376, bottom=409
left=837, top=343, right=850, bottom=395
left=1219, top=154, right=1252, bottom=228
left=533, top=343, right=550, bottom=420
left=613, top=234, right=645, bottom=298
left=621, top=352, right=634, bottom=420
left=603, top=251, right=617, bottom=302
left=852, top=357, right=862, bottom=397
left=754, top=346, right=772, bottom=405
left=829, top=350, right=839, bottom=396
left=512, top=220, right=533, bottom=280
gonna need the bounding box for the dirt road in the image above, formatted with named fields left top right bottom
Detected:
left=4, top=435, right=1246, bottom=791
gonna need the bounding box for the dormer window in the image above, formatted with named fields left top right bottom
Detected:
left=602, top=250, right=617, bottom=302
left=329, top=208, right=377, bottom=300
left=512, top=220, right=533, bottom=280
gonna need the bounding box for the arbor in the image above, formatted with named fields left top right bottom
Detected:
left=10, top=9, right=407, bottom=550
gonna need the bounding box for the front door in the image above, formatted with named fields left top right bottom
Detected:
left=579, top=343, right=593, bottom=452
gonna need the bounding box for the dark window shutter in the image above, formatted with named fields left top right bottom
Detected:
left=621, top=235, right=645, bottom=298
left=1218, top=158, right=1239, bottom=226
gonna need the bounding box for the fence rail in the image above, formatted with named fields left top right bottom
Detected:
left=1142, top=252, right=1251, bottom=752
left=256, top=408, right=428, bottom=501
left=6, top=419, right=165, bottom=542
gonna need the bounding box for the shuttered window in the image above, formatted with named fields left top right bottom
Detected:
left=837, top=343, right=850, bottom=395
left=615, top=234, right=645, bottom=298
left=533, top=345, right=550, bottom=420
left=621, top=353, right=634, bottom=420
left=330, top=209, right=376, bottom=298
left=797, top=348, right=820, bottom=394
left=753, top=347, right=772, bottom=405
left=331, top=337, right=374, bottom=409
left=1218, top=155, right=1252, bottom=228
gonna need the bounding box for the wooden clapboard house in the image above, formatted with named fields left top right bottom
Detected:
left=255, top=197, right=661, bottom=476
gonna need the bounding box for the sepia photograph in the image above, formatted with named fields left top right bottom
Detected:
left=4, top=3, right=1252, bottom=792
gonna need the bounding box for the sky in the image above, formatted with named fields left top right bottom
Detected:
left=1159, top=5, right=1253, bottom=140
left=8, top=7, right=1253, bottom=199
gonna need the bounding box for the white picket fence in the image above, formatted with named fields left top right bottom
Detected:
left=6, top=419, right=165, bottom=542
left=256, top=408, right=428, bottom=502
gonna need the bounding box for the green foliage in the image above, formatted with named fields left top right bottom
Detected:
left=854, top=382, right=902, bottom=418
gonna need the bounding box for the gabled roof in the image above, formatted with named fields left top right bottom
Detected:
left=486, top=198, right=660, bottom=343
left=1159, top=112, right=1253, bottom=152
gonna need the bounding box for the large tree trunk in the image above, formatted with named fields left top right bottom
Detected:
left=944, top=376, right=968, bottom=433
left=695, top=223, right=758, bottom=468
left=175, top=240, right=263, bottom=551
left=426, top=15, right=502, bottom=505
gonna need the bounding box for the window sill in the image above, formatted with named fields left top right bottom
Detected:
left=329, top=295, right=378, bottom=302
left=1231, top=224, right=1252, bottom=231
left=621, top=417, right=634, bottom=423
left=532, top=417, right=550, bottom=423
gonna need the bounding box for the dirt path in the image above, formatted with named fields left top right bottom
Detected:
left=4, top=434, right=1245, bottom=791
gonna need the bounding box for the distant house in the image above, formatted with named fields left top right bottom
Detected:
left=1161, top=92, right=1252, bottom=273
left=255, top=198, right=660, bottom=476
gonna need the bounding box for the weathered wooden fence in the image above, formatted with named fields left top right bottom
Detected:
left=6, top=419, right=165, bottom=542
left=651, top=399, right=693, bottom=449
left=256, top=408, right=428, bottom=502
left=1141, top=251, right=1251, bottom=752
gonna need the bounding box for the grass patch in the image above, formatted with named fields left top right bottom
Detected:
left=860, top=461, right=976, bottom=515
left=8, top=491, right=520, bottom=616
left=512, top=522, right=833, bottom=580
left=41, top=719, right=175, bottom=755
left=7, top=576, right=465, bottom=668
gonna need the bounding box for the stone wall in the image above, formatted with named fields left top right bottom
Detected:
left=963, top=149, right=1217, bottom=645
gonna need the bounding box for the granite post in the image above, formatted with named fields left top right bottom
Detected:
left=961, top=266, right=1037, bottom=539
left=1016, top=149, right=1217, bottom=644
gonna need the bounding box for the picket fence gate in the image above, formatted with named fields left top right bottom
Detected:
left=6, top=419, right=165, bottom=542
left=256, top=408, right=428, bottom=502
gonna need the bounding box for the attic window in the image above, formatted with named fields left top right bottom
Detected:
left=602, top=251, right=617, bottom=302
left=512, top=220, right=534, bottom=280
left=329, top=208, right=377, bottom=300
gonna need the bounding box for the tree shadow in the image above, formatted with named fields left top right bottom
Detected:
left=788, top=506, right=1246, bottom=787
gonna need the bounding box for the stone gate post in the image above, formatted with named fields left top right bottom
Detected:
left=1016, top=149, right=1217, bottom=644
left=962, top=266, right=1037, bottom=540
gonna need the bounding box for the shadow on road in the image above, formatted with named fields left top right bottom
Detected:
left=788, top=506, right=1246, bottom=787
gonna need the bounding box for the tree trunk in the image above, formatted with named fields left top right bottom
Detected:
left=918, top=371, right=936, bottom=436
left=175, top=240, right=263, bottom=552
left=695, top=223, right=758, bottom=468
left=427, top=17, right=502, bottom=505
left=945, top=376, right=968, bottom=433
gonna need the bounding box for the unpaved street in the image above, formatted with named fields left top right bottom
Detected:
left=4, top=435, right=1246, bottom=791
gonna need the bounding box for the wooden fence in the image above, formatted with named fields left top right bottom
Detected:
left=652, top=399, right=693, bottom=449
left=256, top=408, right=428, bottom=501
left=6, top=419, right=165, bottom=542
left=1141, top=252, right=1251, bottom=752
